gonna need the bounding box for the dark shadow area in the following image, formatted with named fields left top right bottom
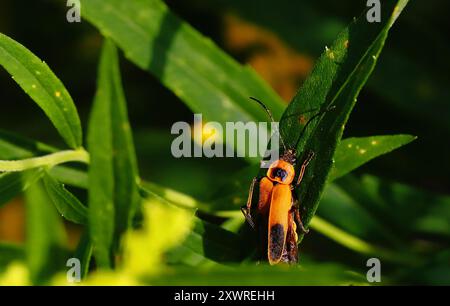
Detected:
left=147, top=9, right=182, bottom=80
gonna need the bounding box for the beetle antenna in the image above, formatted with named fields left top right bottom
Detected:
left=280, top=107, right=321, bottom=121
left=249, top=97, right=287, bottom=152
left=250, top=97, right=275, bottom=122
left=294, top=104, right=336, bottom=149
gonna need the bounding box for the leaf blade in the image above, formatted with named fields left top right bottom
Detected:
left=280, top=1, right=409, bottom=235
left=330, top=134, right=416, bottom=181
left=0, top=33, right=82, bottom=148
left=43, top=171, right=88, bottom=225
left=87, top=39, right=141, bottom=268
left=80, top=0, right=285, bottom=126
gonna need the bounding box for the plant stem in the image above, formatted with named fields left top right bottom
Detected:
left=0, top=149, right=89, bottom=172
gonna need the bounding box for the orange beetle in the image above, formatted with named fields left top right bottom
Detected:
left=242, top=97, right=328, bottom=265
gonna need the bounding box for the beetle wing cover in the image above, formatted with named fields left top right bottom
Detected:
left=258, top=177, right=273, bottom=215
left=267, top=184, right=291, bottom=265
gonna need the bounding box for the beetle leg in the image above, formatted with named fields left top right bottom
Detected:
left=293, top=205, right=309, bottom=234
left=241, top=177, right=257, bottom=229
left=296, top=151, right=315, bottom=188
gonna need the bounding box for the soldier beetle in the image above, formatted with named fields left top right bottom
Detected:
left=241, top=97, right=333, bottom=265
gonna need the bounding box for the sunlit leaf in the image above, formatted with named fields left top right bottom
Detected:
left=0, top=33, right=82, bottom=148
left=330, top=135, right=416, bottom=181
left=279, top=1, right=409, bottom=239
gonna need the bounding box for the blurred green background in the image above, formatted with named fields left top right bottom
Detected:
left=1, top=0, right=449, bottom=284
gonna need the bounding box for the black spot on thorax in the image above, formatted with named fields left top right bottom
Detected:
left=271, top=168, right=288, bottom=181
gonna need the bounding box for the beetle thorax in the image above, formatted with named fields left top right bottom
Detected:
left=266, top=159, right=295, bottom=185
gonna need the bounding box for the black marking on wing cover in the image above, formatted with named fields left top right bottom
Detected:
left=269, top=223, right=284, bottom=260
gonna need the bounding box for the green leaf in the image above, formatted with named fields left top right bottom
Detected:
left=0, top=33, right=82, bottom=149
left=213, top=0, right=450, bottom=135
left=0, top=129, right=56, bottom=160
left=42, top=171, right=87, bottom=225
left=25, top=178, right=67, bottom=284
left=87, top=39, right=140, bottom=268
left=81, top=0, right=285, bottom=126
left=73, top=231, right=93, bottom=279
left=49, top=166, right=88, bottom=189
left=0, top=134, right=33, bottom=160
left=279, top=1, right=409, bottom=237
left=330, top=135, right=416, bottom=181
left=0, top=169, right=43, bottom=208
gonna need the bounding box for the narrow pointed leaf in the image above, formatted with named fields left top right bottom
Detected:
left=43, top=171, right=87, bottom=225
left=25, top=179, right=67, bottom=284
left=279, top=1, right=409, bottom=237
left=330, top=134, right=416, bottom=181
left=88, top=39, right=140, bottom=268
left=0, top=33, right=82, bottom=149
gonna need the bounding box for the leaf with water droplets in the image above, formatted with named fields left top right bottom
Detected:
left=0, top=33, right=82, bottom=149
left=330, top=134, right=416, bottom=181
